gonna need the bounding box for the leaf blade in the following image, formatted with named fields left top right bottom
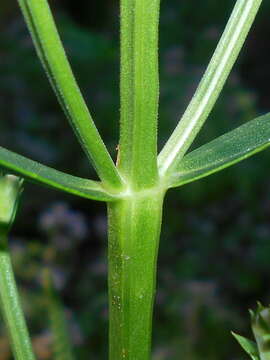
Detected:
left=17, top=0, right=123, bottom=189
left=232, top=332, right=260, bottom=360
left=158, top=0, right=263, bottom=177
left=0, top=147, right=116, bottom=202
left=169, top=113, right=270, bottom=188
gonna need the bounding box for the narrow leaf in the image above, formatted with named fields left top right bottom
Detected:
left=0, top=147, right=117, bottom=202
left=17, top=0, right=123, bottom=189
left=168, top=113, right=270, bottom=188
left=232, top=332, right=260, bottom=360
left=119, top=0, right=160, bottom=189
left=43, top=270, right=74, bottom=360
left=158, top=0, right=262, bottom=177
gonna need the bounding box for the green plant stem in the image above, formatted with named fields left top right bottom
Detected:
left=158, top=0, right=262, bottom=177
left=0, top=235, right=35, bottom=360
left=119, top=0, right=160, bottom=189
left=108, top=189, right=164, bottom=359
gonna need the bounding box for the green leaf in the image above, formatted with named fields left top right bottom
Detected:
left=118, top=0, right=160, bottom=189
left=17, top=0, right=123, bottom=190
left=232, top=332, right=260, bottom=360
left=0, top=147, right=117, bottom=202
left=168, top=113, right=270, bottom=188
left=43, top=269, right=74, bottom=360
left=158, top=0, right=263, bottom=177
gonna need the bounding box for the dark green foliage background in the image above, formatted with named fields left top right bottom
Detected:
left=1, top=1, right=270, bottom=359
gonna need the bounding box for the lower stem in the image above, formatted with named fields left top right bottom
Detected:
left=107, top=190, right=164, bottom=360
left=0, top=234, right=35, bottom=360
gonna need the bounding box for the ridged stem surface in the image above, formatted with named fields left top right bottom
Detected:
left=108, top=190, right=164, bottom=359
left=119, top=0, right=160, bottom=189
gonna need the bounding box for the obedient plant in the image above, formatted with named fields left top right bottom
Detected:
left=0, top=0, right=269, bottom=358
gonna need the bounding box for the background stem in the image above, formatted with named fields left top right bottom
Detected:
left=108, top=191, right=164, bottom=359
left=0, top=235, right=35, bottom=360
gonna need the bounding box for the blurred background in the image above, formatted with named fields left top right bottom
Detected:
left=1, top=0, right=270, bottom=358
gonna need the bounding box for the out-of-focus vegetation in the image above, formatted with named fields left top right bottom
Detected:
left=1, top=0, right=270, bottom=359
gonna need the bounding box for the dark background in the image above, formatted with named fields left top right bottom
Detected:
left=1, top=0, right=270, bottom=359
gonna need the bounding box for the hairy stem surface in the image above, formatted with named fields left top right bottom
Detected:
left=0, top=235, right=35, bottom=360
left=119, top=0, right=160, bottom=189
left=108, top=190, right=164, bottom=359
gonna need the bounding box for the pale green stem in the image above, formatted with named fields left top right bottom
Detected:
left=158, top=0, right=262, bottom=178
left=0, top=234, right=35, bottom=360
left=108, top=190, right=165, bottom=359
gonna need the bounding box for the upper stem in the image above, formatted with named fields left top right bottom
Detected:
left=0, top=234, right=35, bottom=360
left=158, top=0, right=263, bottom=178
left=119, top=0, right=160, bottom=190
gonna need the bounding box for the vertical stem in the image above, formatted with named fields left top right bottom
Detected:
left=0, top=235, right=35, bottom=360
left=108, top=190, right=164, bottom=359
